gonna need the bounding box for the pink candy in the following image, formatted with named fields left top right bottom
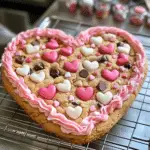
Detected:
left=34, top=53, right=41, bottom=58
left=101, top=69, right=119, bottom=81
left=38, top=84, right=56, bottom=100
left=96, top=52, right=101, bottom=56
left=60, top=46, right=73, bottom=56
left=122, top=73, right=127, bottom=78
left=90, top=105, right=96, bottom=112
left=64, top=60, right=79, bottom=73
left=93, top=70, right=99, bottom=76
left=112, top=55, right=117, bottom=59
left=77, top=53, right=82, bottom=59
left=106, top=62, right=112, bottom=67
left=89, top=75, right=95, bottom=81
left=76, top=87, right=94, bottom=101
left=117, top=53, right=129, bottom=66
left=42, top=51, right=58, bottom=63
left=46, top=39, right=59, bottom=49
left=99, top=43, right=114, bottom=54
left=91, top=43, right=95, bottom=48
left=25, top=57, right=32, bottom=63
left=41, top=45, right=46, bottom=50
left=119, top=66, right=126, bottom=72
left=53, top=101, right=60, bottom=107
left=68, top=95, right=75, bottom=101
left=113, top=83, right=119, bottom=89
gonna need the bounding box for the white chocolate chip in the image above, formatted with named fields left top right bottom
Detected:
left=56, top=79, right=71, bottom=92
left=26, top=44, right=40, bottom=54
left=83, top=60, right=99, bottom=71
left=80, top=46, right=94, bottom=56
left=96, top=91, right=113, bottom=105
left=66, top=106, right=82, bottom=119
left=103, top=33, right=116, bottom=41
left=91, top=36, right=103, bottom=46
left=117, top=46, right=130, bottom=54
left=30, top=71, right=45, bottom=83
left=16, top=64, right=30, bottom=76
left=65, top=72, right=71, bottom=78
left=123, top=43, right=130, bottom=49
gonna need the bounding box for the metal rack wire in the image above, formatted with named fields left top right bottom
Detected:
left=1, top=1, right=150, bottom=149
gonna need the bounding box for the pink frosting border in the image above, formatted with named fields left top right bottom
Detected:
left=2, top=27, right=145, bottom=135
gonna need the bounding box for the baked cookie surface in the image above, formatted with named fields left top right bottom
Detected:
left=2, top=27, right=147, bottom=144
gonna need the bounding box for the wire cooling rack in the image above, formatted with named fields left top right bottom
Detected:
left=1, top=1, right=150, bottom=150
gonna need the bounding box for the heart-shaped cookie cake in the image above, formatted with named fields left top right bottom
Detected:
left=2, top=27, right=147, bottom=144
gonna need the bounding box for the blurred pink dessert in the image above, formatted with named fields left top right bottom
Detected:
left=113, top=4, right=128, bottom=22
left=95, top=2, right=111, bottom=19
left=79, top=0, right=94, bottom=16
left=130, top=6, right=147, bottom=26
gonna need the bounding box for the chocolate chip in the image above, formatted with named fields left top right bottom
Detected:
left=117, top=42, right=122, bottom=47
left=50, top=68, right=60, bottom=78
left=31, top=40, right=39, bottom=46
left=97, top=55, right=108, bottom=63
left=34, top=62, right=44, bottom=71
left=97, top=102, right=102, bottom=108
left=72, top=101, right=80, bottom=106
left=15, top=55, right=26, bottom=64
left=79, top=69, right=89, bottom=78
left=123, top=40, right=127, bottom=43
left=30, top=69, right=33, bottom=74
left=124, top=63, right=132, bottom=69
left=96, top=81, right=107, bottom=91
left=117, top=41, right=125, bottom=47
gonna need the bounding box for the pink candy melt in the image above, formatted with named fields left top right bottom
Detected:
left=25, top=57, right=32, bottom=63
left=117, top=53, right=129, bottom=66
left=90, top=105, right=96, bottom=112
left=46, top=39, right=59, bottom=49
left=122, top=73, right=127, bottom=78
left=102, top=69, right=120, bottom=81
left=42, top=51, right=58, bottom=63
left=2, top=27, right=145, bottom=136
left=93, top=70, right=99, bottom=76
left=53, top=101, right=60, bottom=107
left=76, top=87, right=94, bottom=101
left=120, top=66, right=126, bottom=72
left=113, top=83, right=119, bottom=89
left=64, top=60, right=79, bottom=73
left=99, top=43, right=114, bottom=54
left=60, top=46, right=73, bottom=56
left=91, top=43, right=95, bottom=48
left=41, top=45, right=46, bottom=49
left=34, top=53, right=41, bottom=58
left=112, top=55, right=117, bottom=59
left=68, top=95, right=74, bottom=101
left=77, top=53, right=82, bottom=59
left=38, top=84, right=56, bottom=100
left=106, top=62, right=112, bottom=67
left=89, top=75, right=95, bottom=80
